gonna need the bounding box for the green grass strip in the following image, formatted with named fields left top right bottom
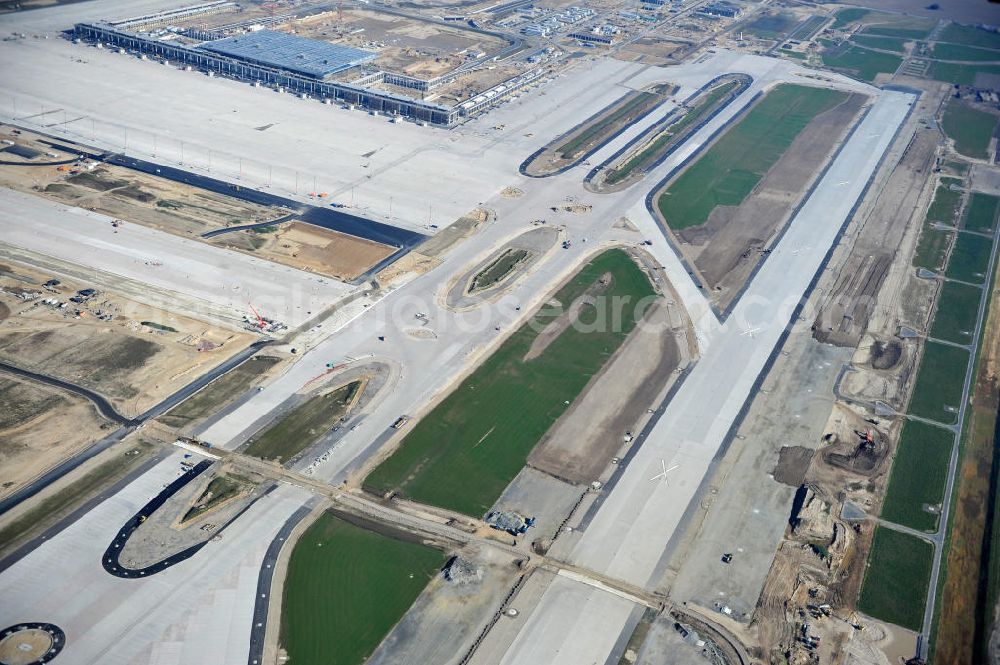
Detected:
left=880, top=420, right=953, bottom=531
left=858, top=526, right=934, bottom=631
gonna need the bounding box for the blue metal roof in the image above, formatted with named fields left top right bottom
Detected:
left=198, top=29, right=375, bottom=78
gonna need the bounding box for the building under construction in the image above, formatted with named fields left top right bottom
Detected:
left=73, top=0, right=543, bottom=126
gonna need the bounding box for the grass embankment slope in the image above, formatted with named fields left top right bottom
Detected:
left=656, top=84, right=848, bottom=230
left=245, top=380, right=361, bottom=463
left=279, top=512, right=445, bottom=665
left=365, top=249, right=656, bottom=516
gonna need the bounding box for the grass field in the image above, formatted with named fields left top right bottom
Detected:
left=963, top=193, right=1000, bottom=233
left=656, top=84, right=847, bottom=230
left=365, top=249, right=656, bottom=516
left=912, top=222, right=954, bottom=272
left=938, top=24, right=1000, bottom=51
left=930, top=281, right=981, bottom=345
left=880, top=420, right=953, bottom=531
left=469, top=248, right=530, bottom=293
left=942, top=100, right=997, bottom=161
left=908, top=341, right=969, bottom=425
left=931, top=42, right=1000, bottom=62
left=928, top=61, right=1000, bottom=87
left=821, top=45, right=903, bottom=82
left=279, top=512, right=445, bottom=665
left=858, top=526, right=934, bottom=631
left=851, top=34, right=908, bottom=53
left=245, top=380, right=361, bottom=463
left=926, top=182, right=963, bottom=224
left=946, top=233, right=994, bottom=284
left=160, top=356, right=280, bottom=429
left=931, top=247, right=1000, bottom=662
left=606, top=79, right=741, bottom=185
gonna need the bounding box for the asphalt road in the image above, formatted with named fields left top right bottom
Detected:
left=0, top=361, right=133, bottom=425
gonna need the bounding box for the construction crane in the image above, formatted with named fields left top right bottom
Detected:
left=248, top=302, right=267, bottom=330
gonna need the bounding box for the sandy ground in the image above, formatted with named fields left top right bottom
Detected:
left=209, top=221, right=395, bottom=282
left=0, top=259, right=254, bottom=416
left=0, top=373, right=112, bottom=500
left=675, top=92, right=869, bottom=311
left=813, top=121, right=944, bottom=347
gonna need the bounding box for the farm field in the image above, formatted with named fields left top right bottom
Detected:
left=656, top=84, right=848, bottom=229
left=365, top=249, right=656, bottom=516
left=821, top=45, right=902, bottom=82
left=907, top=341, right=969, bottom=425
left=931, top=42, right=1000, bottom=62
left=928, top=62, right=1000, bottom=87
left=937, top=23, right=1000, bottom=50
left=963, top=193, right=1000, bottom=232
left=857, top=526, right=933, bottom=631
left=930, top=281, right=980, bottom=345
left=879, top=420, right=953, bottom=532
left=925, top=181, right=963, bottom=224
left=279, top=512, right=445, bottom=665
left=941, top=100, right=998, bottom=160
left=851, top=34, right=908, bottom=53
left=244, top=380, right=362, bottom=463
left=946, top=232, right=994, bottom=284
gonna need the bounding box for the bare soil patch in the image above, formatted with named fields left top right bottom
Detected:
left=869, top=339, right=902, bottom=370
left=772, top=446, right=815, bottom=486
left=210, top=221, right=395, bottom=281
left=0, top=374, right=111, bottom=500
left=0, top=261, right=253, bottom=416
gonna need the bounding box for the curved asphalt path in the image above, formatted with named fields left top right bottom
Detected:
left=0, top=339, right=270, bottom=516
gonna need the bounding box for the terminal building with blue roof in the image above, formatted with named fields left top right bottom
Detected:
left=198, top=30, right=377, bottom=79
